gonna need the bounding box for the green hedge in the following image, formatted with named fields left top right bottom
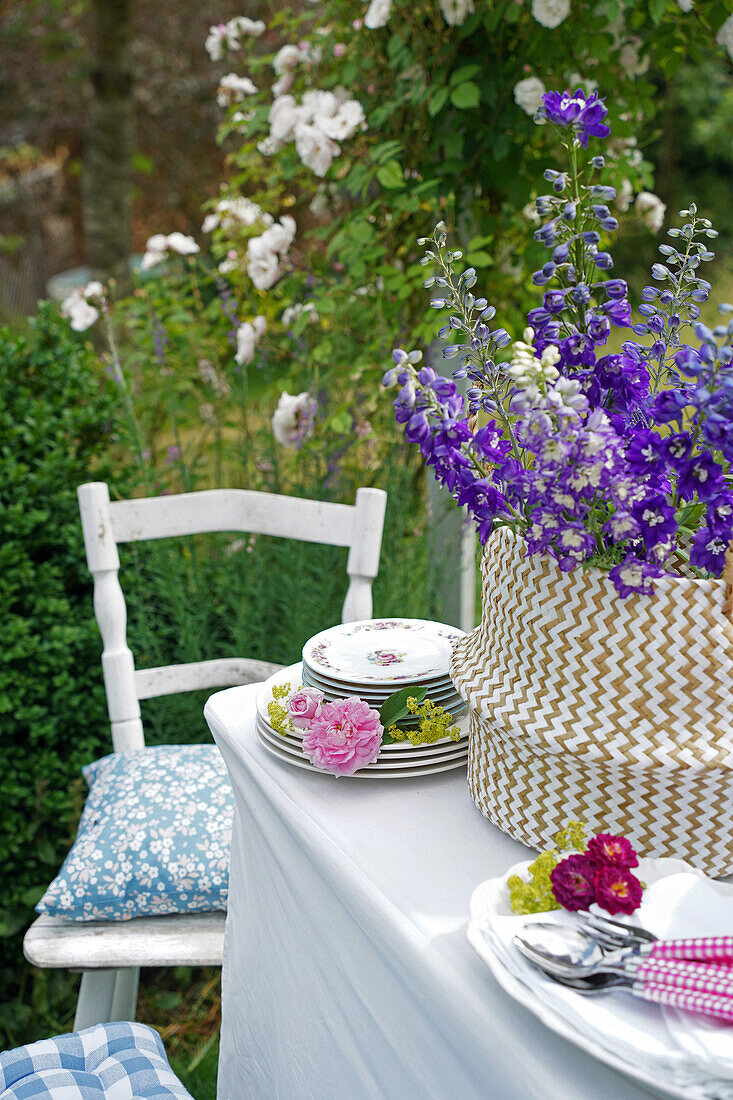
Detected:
left=0, top=305, right=133, bottom=1038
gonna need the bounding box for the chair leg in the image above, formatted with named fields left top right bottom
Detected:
left=111, top=966, right=140, bottom=1021
left=73, top=967, right=140, bottom=1028
left=74, top=970, right=117, bottom=1030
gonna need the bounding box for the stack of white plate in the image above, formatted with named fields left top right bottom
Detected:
left=302, top=618, right=466, bottom=731
left=256, top=623, right=469, bottom=778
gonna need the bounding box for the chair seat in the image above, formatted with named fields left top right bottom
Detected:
left=0, top=1022, right=191, bottom=1099
left=24, top=911, right=225, bottom=970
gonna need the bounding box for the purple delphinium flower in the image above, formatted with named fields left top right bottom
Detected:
left=540, top=89, right=611, bottom=147
left=608, top=554, right=662, bottom=597
left=676, top=452, right=725, bottom=503
left=690, top=527, right=729, bottom=574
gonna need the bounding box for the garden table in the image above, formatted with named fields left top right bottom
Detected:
left=205, top=684, right=661, bottom=1100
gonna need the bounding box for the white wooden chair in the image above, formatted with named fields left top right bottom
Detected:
left=24, top=481, right=387, bottom=1030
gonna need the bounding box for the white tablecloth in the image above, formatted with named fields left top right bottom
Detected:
left=205, top=685, right=660, bottom=1100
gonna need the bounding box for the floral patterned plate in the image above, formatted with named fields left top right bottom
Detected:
left=302, top=618, right=465, bottom=685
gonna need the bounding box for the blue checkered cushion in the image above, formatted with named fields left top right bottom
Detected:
left=0, top=1022, right=192, bottom=1099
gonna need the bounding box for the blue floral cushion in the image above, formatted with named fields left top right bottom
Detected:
left=37, top=745, right=233, bottom=921
left=0, top=1022, right=192, bottom=1099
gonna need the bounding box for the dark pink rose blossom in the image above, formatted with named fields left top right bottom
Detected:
left=550, top=854, right=596, bottom=911
left=586, top=833, right=639, bottom=870
left=593, top=865, right=643, bottom=915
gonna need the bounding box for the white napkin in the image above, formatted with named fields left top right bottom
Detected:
left=482, top=872, right=733, bottom=1099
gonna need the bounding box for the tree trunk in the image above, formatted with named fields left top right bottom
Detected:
left=83, top=0, right=134, bottom=296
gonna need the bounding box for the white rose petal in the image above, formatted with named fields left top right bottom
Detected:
left=294, top=123, right=338, bottom=176
left=217, top=73, right=258, bottom=108
left=677, top=0, right=694, bottom=10
left=166, top=232, right=199, bottom=255
left=364, top=0, right=392, bottom=29
left=273, top=44, right=303, bottom=74
left=635, top=191, right=666, bottom=233
left=716, top=14, right=733, bottom=60
left=271, top=392, right=318, bottom=448
left=531, top=0, right=571, bottom=29
left=318, top=100, right=366, bottom=140
left=617, top=178, right=634, bottom=213
left=513, top=76, right=546, bottom=116
left=439, top=0, right=475, bottom=25
left=247, top=247, right=281, bottom=290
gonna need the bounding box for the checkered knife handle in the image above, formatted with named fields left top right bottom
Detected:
left=633, top=958, right=733, bottom=998
left=648, top=936, right=733, bottom=963
left=633, top=981, right=733, bottom=1023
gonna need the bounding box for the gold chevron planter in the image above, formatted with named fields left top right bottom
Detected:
left=450, top=527, right=733, bottom=876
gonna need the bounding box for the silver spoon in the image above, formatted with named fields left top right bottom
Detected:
left=575, top=911, right=656, bottom=948
left=513, top=924, right=636, bottom=979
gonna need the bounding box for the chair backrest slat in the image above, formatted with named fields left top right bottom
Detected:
left=77, top=481, right=387, bottom=751
left=110, top=489, right=356, bottom=547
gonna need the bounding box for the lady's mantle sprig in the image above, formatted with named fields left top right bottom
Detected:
left=384, top=87, right=733, bottom=597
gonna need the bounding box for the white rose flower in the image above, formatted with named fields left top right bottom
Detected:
left=235, top=316, right=266, bottom=365
left=635, top=191, right=666, bottom=233
left=567, top=72, right=598, bottom=92
left=295, top=123, right=338, bottom=176
left=439, top=0, right=475, bottom=25
left=217, top=73, right=258, bottom=108
left=616, top=178, right=634, bottom=212
left=318, top=100, right=366, bottom=141
left=364, top=0, right=392, bottom=29
left=619, top=38, right=649, bottom=77
left=677, top=0, right=694, bottom=9
left=259, top=215, right=297, bottom=255
left=531, top=0, right=571, bottom=29
left=513, top=76, right=546, bottom=116
left=166, top=232, right=199, bottom=256
left=716, top=14, right=733, bottom=60
left=269, top=95, right=301, bottom=143
left=247, top=247, right=281, bottom=290
left=84, top=281, right=104, bottom=299
left=272, top=72, right=295, bottom=97
left=60, top=288, right=100, bottom=332
left=301, top=89, right=340, bottom=122
left=282, top=301, right=319, bottom=327
left=230, top=16, right=266, bottom=37
left=273, top=44, right=303, bottom=75
left=271, top=392, right=318, bottom=449
left=140, top=233, right=169, bottom=270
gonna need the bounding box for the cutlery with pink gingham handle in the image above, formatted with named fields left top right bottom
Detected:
left=628, top=957, right=733, bottom=998
left=634, top=982, right=733, bottom=1022
left=645, top=936, right=733, bottom=964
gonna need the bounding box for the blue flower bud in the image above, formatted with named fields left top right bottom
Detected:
left=641, top=286, right=659, bottom=302
left=532, top=271, right=549, bottom=286
left=591, top=185, right=616, bottom=201
left=691, top=287, right=710, bottom=303
left=563, top=202, right=577, bottom=221
left=591, top=205, right=610, bottom=218
left=553, top=243, right=570, bottom=262
left=543, top=168, right=560, bottom=181
left=688, top=305, right=701, bottom=320
left=599, top=217, right=618, bottom=231
left=594, top=252, right=614, bottom=270
left=591, top=156, right=605, bottom=169
left=660, top=290, right=674, bottom=305
left=493, top=330, right=512, bottom=348
left=651, top=263, right=668, bottom=280
left=633, top=323, right=650, bottom=335
left=553, top=177, right=567, bottom=193
left=638, top=304, right=656, bottom=318
left=542, top=262, right=556, bottom=277
left=480, top=305, right=496, bottom=321
left=581, top=231, right=600, bottom=245
left=452, top=367, right=468, bottom=379
left=430, top=298, right=447, bottom=308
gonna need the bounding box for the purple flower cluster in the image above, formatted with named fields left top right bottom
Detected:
left=383, top=91, right=733, bottom=599
left=538, top=88, right=611, bottom=147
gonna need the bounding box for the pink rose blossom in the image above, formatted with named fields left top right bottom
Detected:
left=333, top=42, right=346, bottom=57
left=593, top=865, right=643, bottom=915
left=301, top=697, right=383, bottom=775
left=586, top=833, right=638, bottom=870
left=550, top=854, right=596, bottom=911
left=287, top=687, right=324, bottom=730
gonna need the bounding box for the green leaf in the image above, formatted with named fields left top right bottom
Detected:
left=649, top=0, right=666, bottom=23
left=466, top=250, right=494, bottom=267
left=328, top=410, right=352, bottom=434
left=449, top=64, right=481, bottom=86
left=376, top=160, right=405, bottom=189
left=379, top=685, right=428, bottom=727
left=428, top=88, right=449, bottom=117
left=450, top=82, right=480, bottom=110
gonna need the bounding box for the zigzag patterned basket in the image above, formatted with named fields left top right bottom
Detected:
left=450, top=526, right=733, bottom=876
